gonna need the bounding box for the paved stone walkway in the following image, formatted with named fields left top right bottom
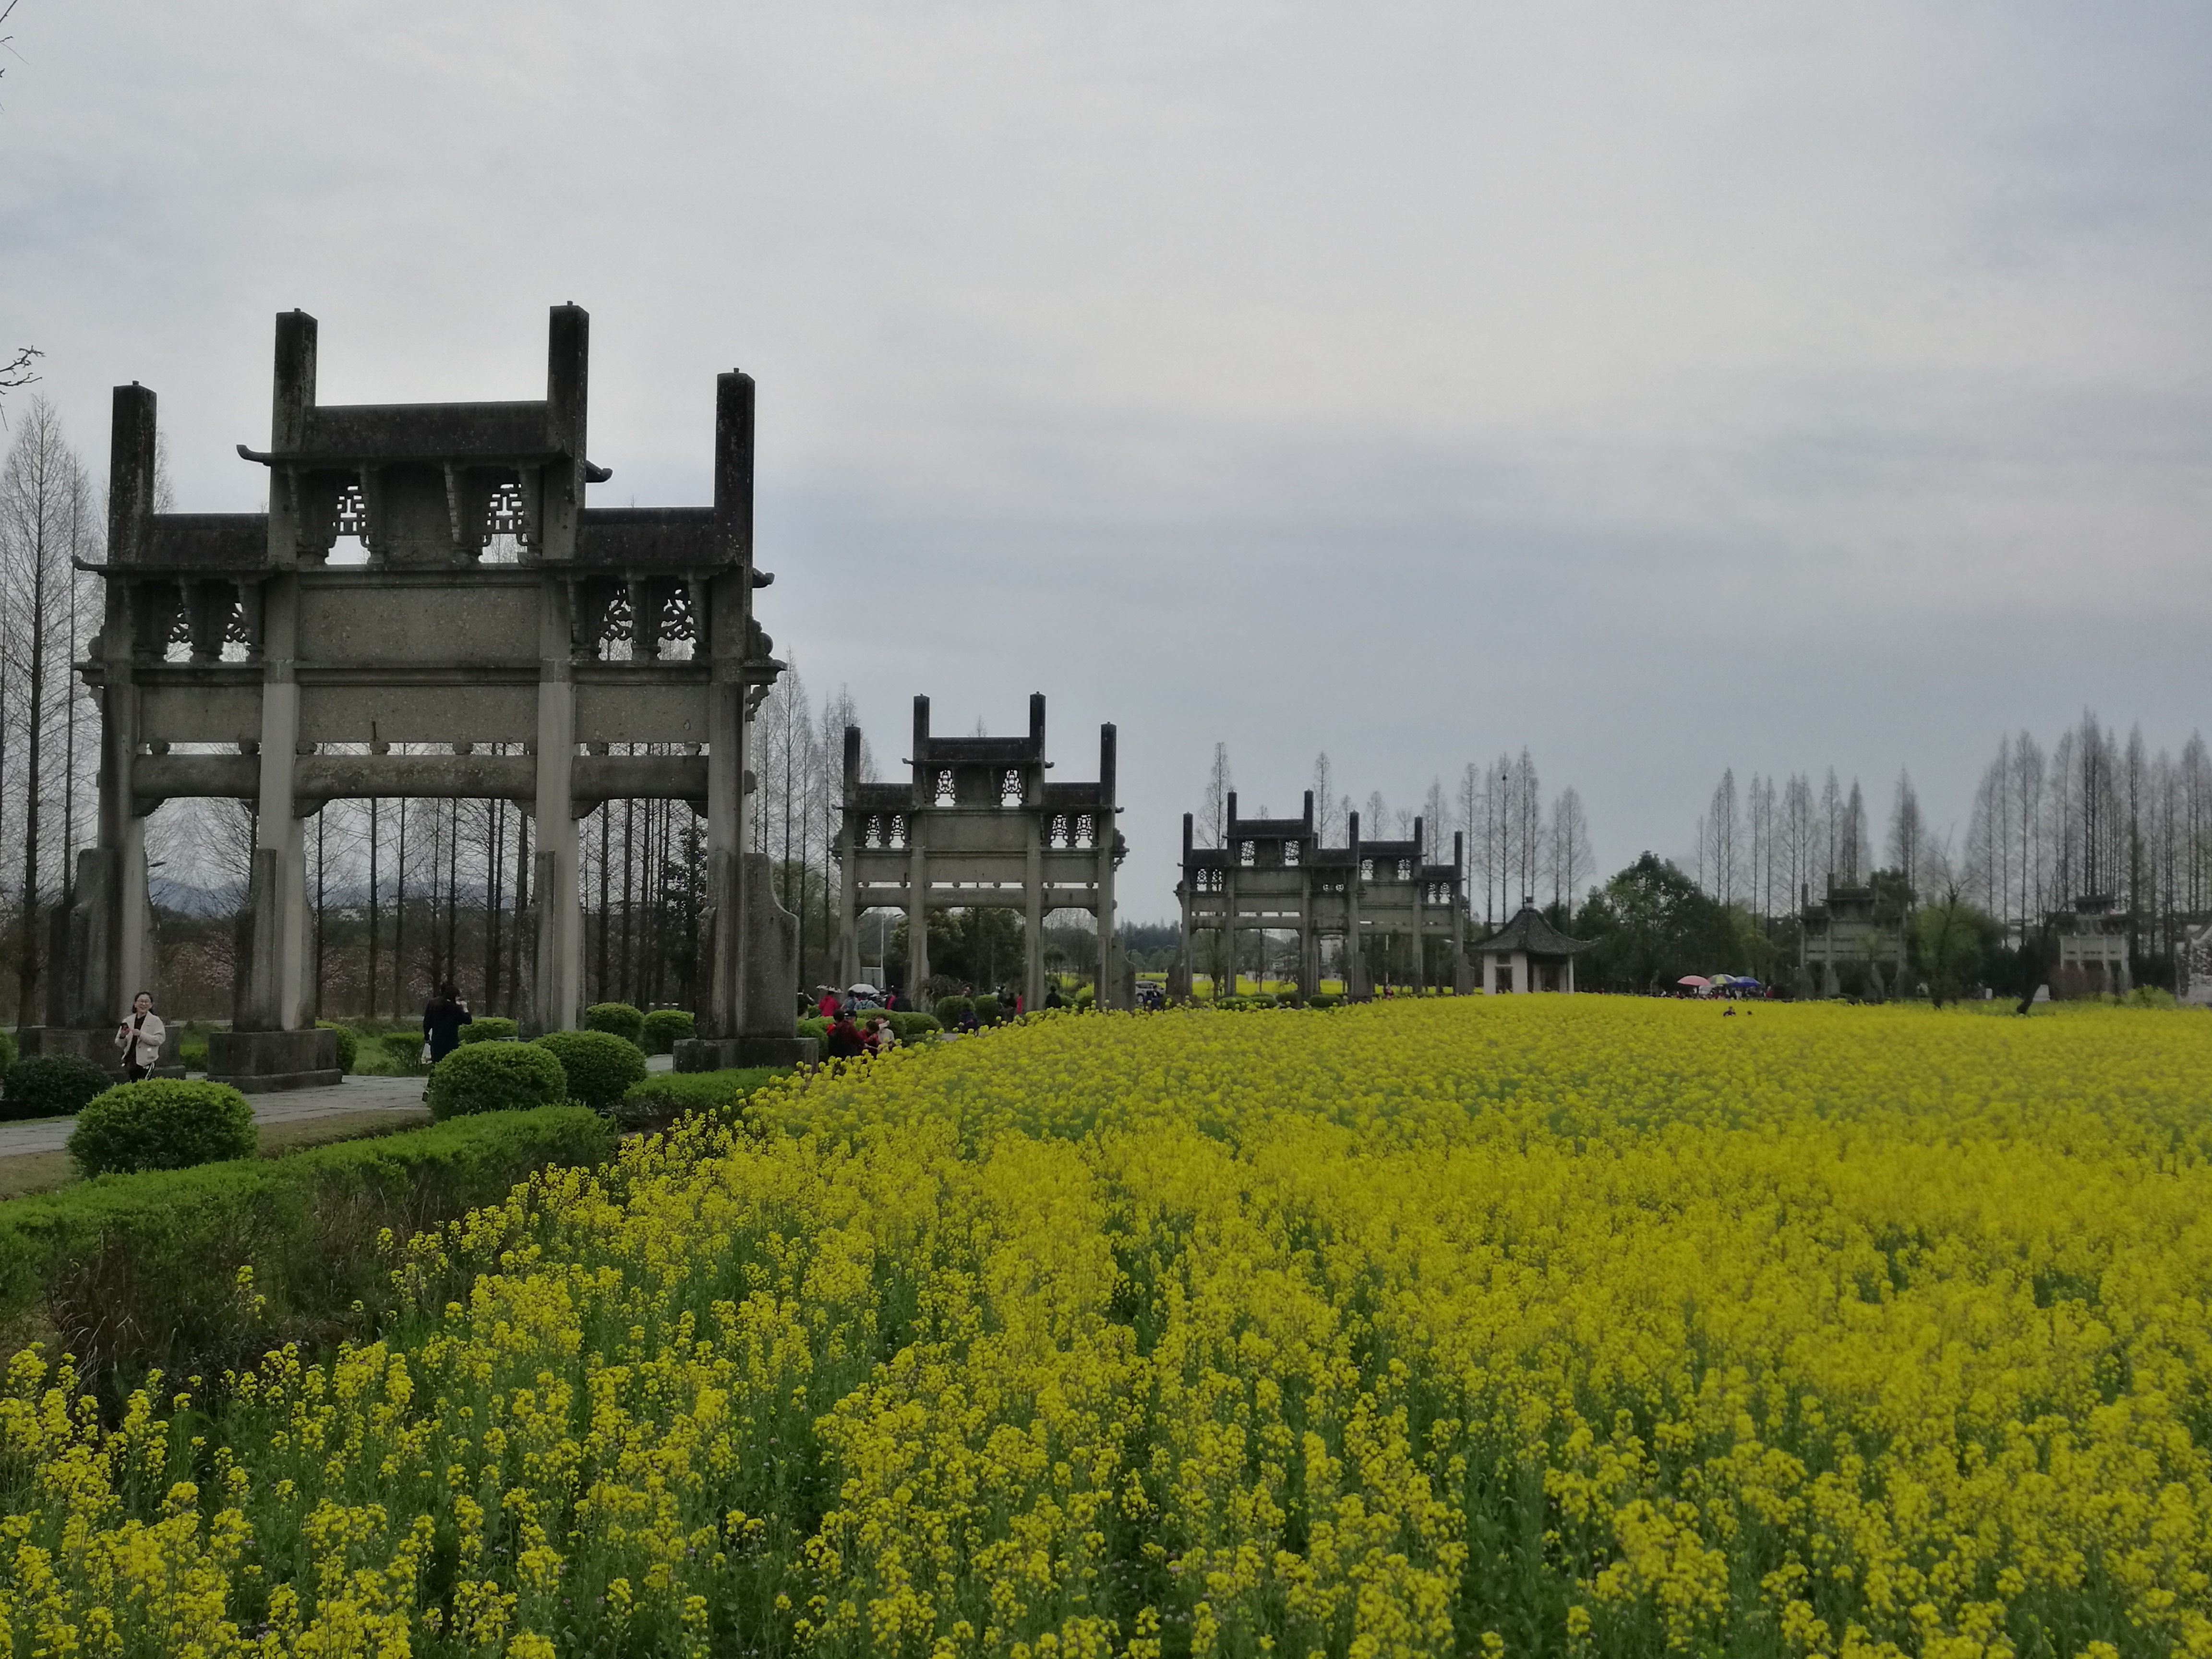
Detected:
left=0, top=1074, right=430, bottom=1159
left=0, top=1051, right=674, bottom=1159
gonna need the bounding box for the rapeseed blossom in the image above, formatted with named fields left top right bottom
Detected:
left=0, top=997, right=2208, bottom=1657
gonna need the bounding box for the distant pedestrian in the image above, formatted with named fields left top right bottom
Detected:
left=865, top=1016, right=895, bottom=1056
left=114, top=990, right=165, bottom=1083
left=1045, top=985, right=1064, bottom=1010
left=423, top=982, right=473, bottom=1065
left=826, top=1012, right=866, bottom=1061
left=817, top=988, right=840, bottom=1022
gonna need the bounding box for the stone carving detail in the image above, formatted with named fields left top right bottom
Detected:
left=484, top=479, right=528, bottom=541
left=334, top=482, right=369, bottom=543
left=661, top=584, right=696, bottom=645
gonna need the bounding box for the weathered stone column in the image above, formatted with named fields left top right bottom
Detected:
left=1450, top=831, right=1468, bottom=993
left=1024, top=817, right=1045, bottom=1014
left=702, top=665, right=744, bottom=1037
left=1172, top=812, right=1195, bottom=1000
left=238, top=576, right=311, bottom=1031
left=1094, top=723, right=1118, bottom=1007
left=206, top=315, right=338, bottom=1091
left=1410, top=816, right=1426, bottom=997
left=95, top=385, right=156, bottom=1026
left=1345, top=810, right=1367, bottom=1000
left=530, top=596, right=583, bottom=1035
left=837, top=724, right=861, bottom=988
left=906, top=696, right=931, bottom=998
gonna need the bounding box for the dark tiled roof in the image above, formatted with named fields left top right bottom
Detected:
left=1471, top=904, right=1590, bottom=955
left=922, top=737, right=1041, bottom=763
left=577, top=507, right=729, bottom=568
left=291, top=400, right=561, bottom=464
left=141, top=514, right=268, bottom=569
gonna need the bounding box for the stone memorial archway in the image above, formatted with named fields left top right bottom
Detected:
left=31, top=306, right=812, bottom=1089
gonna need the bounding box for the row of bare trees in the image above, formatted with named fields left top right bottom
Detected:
left=1687, top=711, right=2212, bottom=960
left=1960, top=715, right=2212, bottom=962
left=1692, top=768, right=1882, bottom=918
left=0, top=397, right=104, bottom=1026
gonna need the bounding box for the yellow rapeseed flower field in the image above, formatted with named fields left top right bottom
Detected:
left=1, top=997, right=2209, bottom=1658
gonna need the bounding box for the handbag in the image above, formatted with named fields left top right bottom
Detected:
left=421, top=1042, right=433, bottom=1066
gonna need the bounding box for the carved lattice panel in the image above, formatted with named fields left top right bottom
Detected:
left=485, top=480, right=528, bottom=538
left=661, top=585, right=696, bottom=643
left=335, top=483, right=369, bottom=541
left=598, top=588, right=634, bottom=654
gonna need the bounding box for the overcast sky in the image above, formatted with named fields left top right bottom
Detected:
left=7, top=0, right=2210, bottom=915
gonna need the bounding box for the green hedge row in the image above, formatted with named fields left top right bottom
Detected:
left=1, top=1055, right=113, bottom=1122
left=0, top=1106, right=613, bottom=1402
left=619, top=1066, right=787, bottom=1127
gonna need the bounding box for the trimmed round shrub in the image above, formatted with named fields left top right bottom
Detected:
left=972, top=993, right=1002, bottom=1026
left=427, top=1040, right=568, bottom=1120
left=458, top=1017, right=519, bottom=1045
left=796, top=1016, right=830, bottom=1046
left=531, top=1029, right=647, bottom=1112
left=68, top=1079, right=255, bottom=1176
left=3, top=1054, right=115, bottom=1121
left=640, top=1009, right=695, bottom=1054
left=585, top=1002, right=647, bottom=1046
left=933, top=995, right=971, bottom=1024
left=887, top=1011, right=941, bottom=1042
left=315, top=1020, right=359, bottom=1073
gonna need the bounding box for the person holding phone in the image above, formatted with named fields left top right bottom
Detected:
left=115, top=991, right=165, bottom=1083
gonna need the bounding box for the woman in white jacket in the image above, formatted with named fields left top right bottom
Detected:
left=115, top=991, right=165, bottom=1083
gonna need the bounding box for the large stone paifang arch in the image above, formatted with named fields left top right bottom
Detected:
left=35, top=307, right=813, bottom=1089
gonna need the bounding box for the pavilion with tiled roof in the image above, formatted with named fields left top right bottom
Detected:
left=1470, top=900, right=1590, bottom=994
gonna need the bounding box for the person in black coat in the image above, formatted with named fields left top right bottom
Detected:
left=423, top=982, right=473, bottom=1064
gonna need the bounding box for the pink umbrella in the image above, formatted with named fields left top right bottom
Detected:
left=1677, top=975, right=1710, bottom=987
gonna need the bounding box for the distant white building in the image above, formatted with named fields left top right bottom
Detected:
left=2049, top=896, right=2130, bottom=996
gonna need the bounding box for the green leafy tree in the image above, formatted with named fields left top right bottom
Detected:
left=1912, top=883, right=1998, bottom=1007
left=1575, top=854, right=1744, bottom=991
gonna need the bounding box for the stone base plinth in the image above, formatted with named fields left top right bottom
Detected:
left=673, top=1035, right=818, bottom=1072
left=207, top=1029, right=341, bottom=1094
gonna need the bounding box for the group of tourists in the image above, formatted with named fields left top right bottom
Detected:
left=812, top=986, right=898, bottom=1062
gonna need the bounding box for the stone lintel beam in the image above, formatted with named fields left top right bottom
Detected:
left=131, top=751, right=708, bottom=810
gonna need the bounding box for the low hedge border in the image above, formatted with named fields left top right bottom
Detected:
left=617, top=1066, right=788, bottom=1130
left=0, top=1105, right=613, bottom=1403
